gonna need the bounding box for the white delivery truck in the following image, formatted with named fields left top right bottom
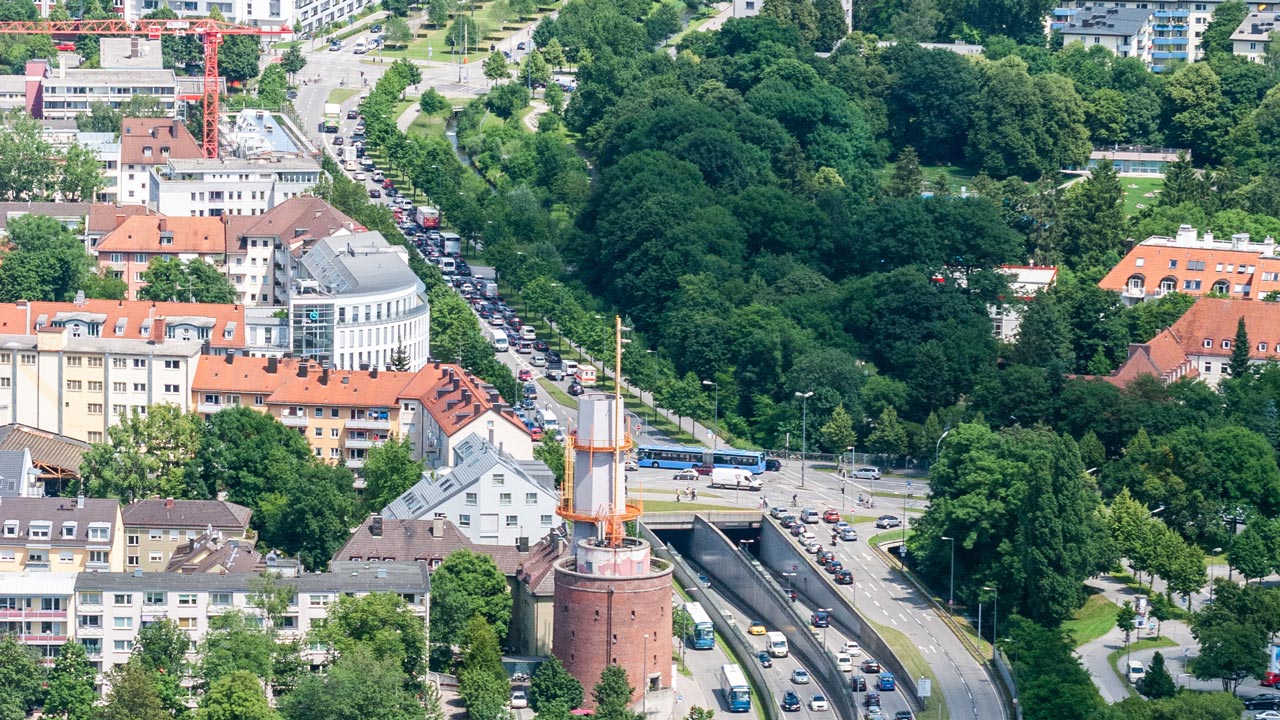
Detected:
left=708, top=468, right=762, bottom=491
left=766, top=631, right=789, bottom=657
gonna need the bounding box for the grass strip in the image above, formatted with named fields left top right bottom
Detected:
left=1063, top=592, right=1121, bottom=648
left=868, top=619, right=948, bottom=720
left=326, top=87, right=360, bottom=104
left=1103, top=636, right=1178, bottom=699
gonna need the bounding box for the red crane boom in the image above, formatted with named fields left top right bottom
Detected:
left=0, top=18, right=290, bottom=157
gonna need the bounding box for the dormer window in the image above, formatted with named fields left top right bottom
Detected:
left=3, top=521, right=16, bottom=537
left=29, top=522, right=50, bottom=540
left=142, top=146, right=153, bottom=157
left=160, top=146, right=170, bottom=156
left=1260, top=343, right=1269, bottom=352
left=1203, top=339, right=1212, bottom=348
left=1223, top=339, right=1232, bottom=349
left=60, top=522, right=77, bottom=539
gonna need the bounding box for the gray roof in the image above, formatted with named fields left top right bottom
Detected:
left=0, top=497, right=119, bottom=545
left=44, top=68, right=177, bottom=86
left=298, top=231, right=424, bottom=298
left=74, top=560, right=431, bottom=594
left=1058, top=6, right=1150, bottom=37
left=1231, top=11, right=1280, bottom=42
left=0, top=202, right=91, bottom=231
left=0, top=449, right=30, bottom=496
left=381, top=433, right=556, bottom=520
left=0, top=424, right=91, bottom=475
left=165, top=157, right=321, bottom=173
left=0, top=76, right=26, bottom=94
left=122, top=499, right=252, bottom=531
left=99, top=38, right=163, bottom=70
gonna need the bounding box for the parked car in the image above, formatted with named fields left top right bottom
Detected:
left=509, top=690, right=528, bottom=709
left=1266, top=672, right=1280, bottom=688
left=765, top=457, right=782, bottom=471
left=875, top=515, right=902, bottom=529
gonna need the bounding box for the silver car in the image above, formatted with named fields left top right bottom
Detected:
left=852, top=466, right=881, bottom=480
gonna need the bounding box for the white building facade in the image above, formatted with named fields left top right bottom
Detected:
left=39, top=68, right=178, bottom=120
left=148, top=157, right=322, bottom=218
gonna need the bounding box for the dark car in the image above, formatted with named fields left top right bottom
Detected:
left=516, top=41, right=527, bottom=50
left=1245, top=694, right=1280, bottom=710
left=765, top=457, right=782, bottom=472
left=332, top=135, right=344, bottom=145
left=756, top=651, right=773, bottom=669
left=850, top=676, right=866, bottom=692
left=780, top=515, right=798, bottom=529
left=286, top=88, right=297, bottom=100
left=567, top=382, right=584, bottom=396
left=369, top=23, right=382, bottom=32
left=861, top=659, right=881, bottom=673
left=693, top=463, right=714, bottom=476
left=533, top=340, right=549, bottom=352
left=863, top=691, right=879, bottom=707
left=367, top=188, right=381, bottom=198
left=546, top=351, right=562, bottom=364
left=816, top=550, right=834, bottom=566
left=826, top=559, right=844, bottom=574
left=811, top=610, right=830, bottom=628
left=346, top=109, right=358, bottom=119
left=835, top=569, right=853, bottom=585
left=781, top=691, right=801, bottom=712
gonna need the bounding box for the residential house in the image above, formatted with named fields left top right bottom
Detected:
left=1053, top=6, right=1157, bottom=67
left=0, top=496, right=124, bottom=572
left=1098, top=225, right=1280, bottom=305
left=0, top=449, right=38, bottom=498
left=0, top=424, right=91, bottom=498
left=1086, top=145, right=1189, bottom=176
left=86, top=204, right=153, bottom=252
left=148, top=157, right=322, bottom=218
left=399, top=363, right=533, bottom=468
left=332, top=514, right=564, bottom=655
left=1231, top=9, right=1280, bottom=63
left=991, top=266, right=1058, bottom=342
left=164, top=534, right=291, bottom=575
left=74, top=560, right=429, bottom=674
left=381, top=433, right=560, bottom=546
left=121, top=498, right=253, bottom=572
left=0, top=571, right=77, bottom=663
left=1051, top=0, right=1228, bottom=66
left=117, top=119, right=203, bottom=207
left=96, top=216, right=228, bottom=300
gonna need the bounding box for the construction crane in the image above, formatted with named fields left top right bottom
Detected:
left=0, top=18, right=290, bottom=157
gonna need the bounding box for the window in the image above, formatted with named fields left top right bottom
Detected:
left=112, top=405, right=125, bottom=416
left=66, top=356, right=81, bottom=367
left=20, top=354, right=33, bottom=365
left=506, top=515, right=518, bottom=527
left=465, top=492, right=478, bottom=506
left=313, top=407, right=323, bottom=418
left=164, top=360, right=180, bottom=369
left=29, top=523, right=50, bottom=540
left=0, top=550, right=12, bottom=562
left=492, top=473, right=505, bottom=486
left=177, top=617, right=197, bottom=629
left=78, top=615, right=101, bottom=628
left=210, top=593, right=232, bottom=606
left=1261, top=343, right=1269, bottom=352
left=127, top=534, right=139, bottom=547
left=61, top=522, right=77, bottom=538
left=164, top=384, right=179, bottom=393
left=178, top=594, right=197, bottom=606
left=66, top=380, right=82, bottom=391
left=88, top=526, right=109, bottom=542
left=133, top=359, right=146, bottom=368
left=113, top=640, right=134, bottom=652
left=149, top=530, right=162, bottom=541
left=144, top=592, right=165, bottom=605
left=88, top=550, right=108, bottom=565
left=1223, top=339, right=1232, bottom=349
left=1135, top=258, right=1145, bottom=267
left=2, top=522, right=14, bottom=537
left=58, top=551, right=74, bottom=563
left=113, top=382, right=126, bottom=392
left=112, top=594, right=132, bottom=606
left=148, top=552, right=162, bottom=563
left=127, top=555, right=139, bottom=567
left=1168, top=259, right=1177, bottom=269
left=541, top=514, right=553, bottom=527
left=254, top=395, right=264, bottom=406
left=87, top=403, right=103, bottom=415
left=459, top=514, right=471, bottom=527
left=112, top=358, right=126, bottom=369
left=113, top=616, right=133, bottom=629
left=526, top=492, right=538, bottom=505
left=1222, top=363, right=1231, bottom=374
left=314, top=427, right=323, bottom=438
left=499, top=493, right=512, bottom=506
left=308, top=594, right=330, bottom=607
left=79, top=592, right=101, bottom=605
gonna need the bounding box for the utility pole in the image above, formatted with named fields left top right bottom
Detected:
left=796, top=391, right=813, bottom=489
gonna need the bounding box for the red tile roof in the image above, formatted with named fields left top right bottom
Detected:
left=1099, top=242, right=1280, bottom=301
left=398, top=363, right=527, bottom=437
left=119, top=118, right=202, bottom=166
left=193, top=355, right=297, bottom=395
left=0, top=299, right=246, bottom=349
left=267, top=366, right=414, bottom=408
left=225, top=197, right=361, bottom=256
left=1166, top=297, right=1280, bottom=362
left=97, top=215, right=227, bottom=255
left=86, top=204, right=152, bottom=236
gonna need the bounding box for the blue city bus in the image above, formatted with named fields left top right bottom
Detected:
left=718, top=664, right=752, bottom=712
left=635, top=445, right=767, bottom=474
left=684, top=602, right=715, bottom=650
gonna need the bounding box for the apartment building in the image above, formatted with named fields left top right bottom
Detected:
left=226, top=196, right=361, bottom=307
left=118, top=119, right=204, bottom=207
left=149, top=157, right=322, bottom=218
left=1099, top=225, right=1280, bottom=305
left=1054, top=6, right=1157, bottom=66
left=0, top=496, right=125, bottom=573
left=292, top=0, right=379, bottom=34
left=1051, top=1, right=1227, bottom=67
left=36, top=63, right=178, bottom=120
left=399, top=363, right=534, bottom=469
left=382, top=433, right=560, bottom=546
left=0, top=424, right=92, bottom=498
left=74, top=560, right=430, bottom=673
left=121, top=498, right=253, bottom=572
left=1231, top=9, right=1280, bottom=63
left=290, top=232, right=430, bottom=372
left=96, top=216, right=228, bottom=301
left=0, top=571, right=77, bottom=663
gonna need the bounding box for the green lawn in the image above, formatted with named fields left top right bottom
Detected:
left=641, top=500, right=739, bottom=513
left=376, top=0, right=561, bottom=64
left=872, top=162, right=978, bottom=195
left=408, top=108, right=450, bottom=139
left=1122, top=176, right=1164, bottom=216
left=326, top=87, right=360, bottom=105
left=1063, top=592, right=1121, bottom=647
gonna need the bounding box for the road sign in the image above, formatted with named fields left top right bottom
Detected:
left=918, top=678, right=932, bottom=697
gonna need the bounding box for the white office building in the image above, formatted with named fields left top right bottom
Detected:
left=148, top=157, right=322, bottom=217
left=38, top=65, right=178, bottom=120
left=289, top=232, right=429, bottom=372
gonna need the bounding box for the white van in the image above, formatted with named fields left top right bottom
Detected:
left=538, top=407, right=560, bottom=435
left=1125, top=660, right=1145, bottom=684
left=489, top=328, right=508, bottom=352
left=563, top=360, right=579, bottom=376
left=520, top=326, right=537, bottom=341
left=353, top=39, right=368, bottom=54
left=440, top=257, right=457, bottom=275
left=709, top=468, right=762, bottom=491
left=578, top=366, right=597, bottom=387
left=766, top=631, right=789, bottom=657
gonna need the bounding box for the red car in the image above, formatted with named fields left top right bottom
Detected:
left=518, top=368, right=532, bottom=381
left=693, top=463, right=715, bottom=476
left=823, top=509, right=841, bottom=523
left=1264, top=672, right=1280, bottom=687
left=382, top=178, right=395, bottom=189
left=529, top=426, right=544, bottom=441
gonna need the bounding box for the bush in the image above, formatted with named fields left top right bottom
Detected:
left=419, top=88, right=451, bottom=114
left=484, top=83, right=530, bottom=118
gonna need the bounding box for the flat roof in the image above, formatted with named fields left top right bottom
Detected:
left=73, top=560, right=431, bottom=594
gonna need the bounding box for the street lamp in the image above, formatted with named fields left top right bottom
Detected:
left=1209, top=547, right=1223, bottom=605
left=702, top=380, right=719, bottom=450
left=983, top=585, right=998, bottom=662
left=935, top=425, right=951, bottom=464
left=940, top=536, right=955, bottom=615
left=796, top=391, right=813, bottom=489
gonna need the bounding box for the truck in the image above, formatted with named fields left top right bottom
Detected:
left=481, top=280, right=499, bottom=299
left=322, top=103, right=340, bottom=133
left=708, top=468, right=762, bottom=491
left=414, top=205, right=441, bottom=229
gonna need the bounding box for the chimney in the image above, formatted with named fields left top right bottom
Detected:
left=151, top=319, right=165, bottom=343
left=370, top=367, right=378, bottom=379
left=431, top=515, right=443, bottom=538
left=164, top=497, right=174, bottom=509
left=370, top=513, right=383, bottom=538
left=266, top=356, right=278, bottom=374
left=473, top=402, right=481, bottom=415
left=516, top=536, right=529, bottom=553
left=342, top=376, right=349, bottom=385
left=461, top=390, right=471, bottom=404
left=114, top=213, right=127, bottom=229
left=76, top=495, right=84, bottom=509
left=319, top=367, right=329, bottom=386
left=225, top=353, right=234, bottom=365
left=158, top=217, right=167, bottom=233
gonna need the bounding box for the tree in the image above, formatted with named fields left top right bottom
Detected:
left=530, top=657, right=583, bottom=712
left=199, top=670, right=280, bottom=720
left=430, top=549, right=513, bottom=644
left=461, top=615, right=505, bottom=683
left=0, top=635, right=45, bottom=720
left=218, top=34, right=262, bottom=83
left=384, top=16, right=413, bottom=47
left=83, top=404, right=202, bottom=501
left=543, top=37, right=566, bottom=70
left=419, top=88, right=450, bottom=114
left=279, top=648, right=421, bottom=720
left=1229, top=526, right=1271, bottom=582
left=1201, top=0, right=1248, bottom=58
left=255, top=461, right=357, bottom=571
left=1230, top=316, right=1252, bottom=378
left=0, top=112, right=58, bottom=200
left=202, top=612, right=276, bottom=686
left=459, top=665, right=510, bottom=720
left=280, top=45, right=306, bottom=76
left=1063, top=159, right=1124, bottom=269
left=0, top=214, right=94, bottom=302
left=361, top=436, right=424, bottom=512
left=890, top=0, right=940, bottom=43
left=138, top=257, right=237, bottom=304
left=81, top=268, right=127, bottom=300
left=138, top=618, right=192, bottom=675
left=821, top=403, right=858, bottom=454
left=189, top=406, right=313, bottom=506
left=1159, top=151, right=1201, bottom=207
left=101, top=660, right=169, bottom=720
left=866, top=406, right=910, bottom=458
left=592, top=665, right=640, bottom=720
left=311, top=592, right=427, bottom=677
left=759, top=0, right=819, bottom=46
left=44, top=641, right=97, bottom=720
left=1115, top=600, right=1136, bottom=645
left=59, top=142, right=106, bottom=202
left=520, top=50, right=551, bottom=88
left=447, top=15, right=479, bottom=52
left=76, top=102, right=123, bottom=132
left=1136, top=651, right=1176, bottom=699
left=685, top=709, right=714, bottom=720
left=381, top=0, right=408, bottom=16
left=884, top=146, right=922, bottom=198
left=257, top=63, right=288, bottom=107
left=484, top=51, right=509, bottom=81
left=533, top=436, right=566, bottom=482
left=1192, top=618, right=1268, bottom=693
left=485, top=82, right=530, bottom=118
left=426, top=0, right=452, bottom=26
left=1162, top=62, right=1229, bottom=164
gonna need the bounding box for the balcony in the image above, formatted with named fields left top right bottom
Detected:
left=1122, top=286, right=1147, bottom=299
left=197, top=402, right=225, bottom=414
left=76, top=626, right=103, bottom=637
left=344, top=437, right=375, bottom=449
left=1152, top=50, right=1189, bottom=60
left=1153, top=9, right=1189, bottom=17
left=19, top=635, right=67, bottom=643
left=0, top=609, right=67, bottom=619
left=346, top=458, right=365, bottom=469
left=1153, top=37, right=1187, bottom=46
left=346, top=417, right=390, bottom=431
left=1153, top=23, right=1186, bottom=31
left=279, top=414, right=309, bottom=428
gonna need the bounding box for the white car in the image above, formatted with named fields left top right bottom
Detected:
left=624, top=459, right=639, bottom=471
left=510, top=690, right=528, bottom=709
left=835, top=653, right=853, bottom=672
left=372, top=170, right=385, bottom=181
left=803, top=540, right=820, bottom=554
left=353, top=172, right=366, bottom=181
left=1254, top=712, right=1280, bottom=720
left=851, top=466, right=881, bottom=480
left=531, top=354, right=546, bottom=367
left=808, top=695, right=828, bottom=712
left=841, top=641, right=862, bottom=657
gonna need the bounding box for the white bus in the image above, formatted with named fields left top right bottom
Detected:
left=766, top=631, right=789, bottom=657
